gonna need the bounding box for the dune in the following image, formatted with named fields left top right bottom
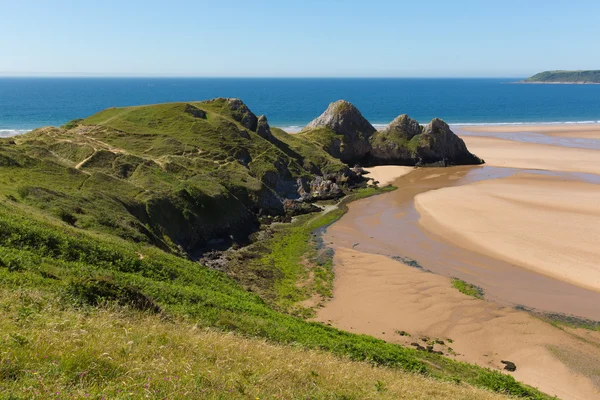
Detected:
left=363, top=165, right=414, bottom=186
left=461, top=136, right=600, bottom=175
left=415, top=173, right=600, bottom=292
left=317, top=247, right=600, bottom=400
left=461, top=124, right=600, bottom=139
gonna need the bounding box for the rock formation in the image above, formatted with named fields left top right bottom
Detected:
left=305, top=100, right=376, bottom=163
left=256, top=115, right=276, bottom=143
left=303, top=100, right=483, bottom=167
left=413, top=119, right=482, bottom=166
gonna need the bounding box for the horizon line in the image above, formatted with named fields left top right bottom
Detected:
left=0, top=75, right=526, bottom=79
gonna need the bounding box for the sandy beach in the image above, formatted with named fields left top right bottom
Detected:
left=318, top=124, right=600, bottom=399
left=363, top=165, right=414, bottom=186
left=461, top=123, right=600, bottom=139
left=461, top=135, right=600, bottom=175
left=317, top=247, right=600, bottom=400
left=415, top=173, right=600, bottom=291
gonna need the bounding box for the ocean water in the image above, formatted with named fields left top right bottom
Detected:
left=1, top=77, right=600, bottom=135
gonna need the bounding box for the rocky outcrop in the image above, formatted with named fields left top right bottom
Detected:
left=413, top=119, right=483, bottom=165
left=304, top=102, right=482, bottom=167
left=368, top=115, right=483, bottom=166
left=257, top=115, right=276, bottom=143
left=226, top=98, right=258, bottom=131
left=203, top=98, right=258, bottom=131
left=296, top=176, right=343, bottom=201
left=184, top=104, right=207, bottom=119
left=305, top=100, right=376, bottom=163
left=369, top=114, right=422, bottom=164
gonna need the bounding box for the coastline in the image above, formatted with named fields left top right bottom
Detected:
left=317, top=123, right=600, bottom=399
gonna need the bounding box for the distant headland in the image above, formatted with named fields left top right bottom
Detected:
left=520, top=70, right=600, bottom=84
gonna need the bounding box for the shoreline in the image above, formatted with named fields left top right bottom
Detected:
left=317, top=125, right=600, bottom=399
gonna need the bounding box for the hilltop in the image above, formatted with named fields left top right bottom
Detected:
left=522, top=70, right=600, bottom=84
left=0, top=99, right=550, bottom=399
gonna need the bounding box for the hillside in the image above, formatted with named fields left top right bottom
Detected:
left=0, top=99, right=549, bottom=399
left=523, top=70, right=600, bottom=84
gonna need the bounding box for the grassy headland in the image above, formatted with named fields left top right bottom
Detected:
left=523, top=70, right=600, bottom=84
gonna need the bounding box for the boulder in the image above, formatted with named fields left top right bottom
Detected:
left=305, top=100, right=376, bottom=163
left=501, top=360, right=517, bottom=372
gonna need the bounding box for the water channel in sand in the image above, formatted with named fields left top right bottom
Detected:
left=325, top=165, right=600, bottom=320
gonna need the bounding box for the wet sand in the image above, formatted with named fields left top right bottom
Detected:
left=416, top=173, right=600, bottom=292
left=317, top=124, right=600, bottom=399
left=462, top=136, right=600, bottom=175
left=461, top=124, right=600, bottom=139
left=317, top=247, right=600, bottom=400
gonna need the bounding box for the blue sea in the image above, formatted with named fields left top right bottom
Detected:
left=1, top=77, right=600, bottom=136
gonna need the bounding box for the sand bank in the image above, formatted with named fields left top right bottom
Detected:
left=363, top=165, right=414, bottom=186
left=415, top=174, right=600, bottom=292
left=460, top=124, right=600, bottom=139
left=461, top=136, right=600, bottom=175
left=317, top=247, right=600, bottom=400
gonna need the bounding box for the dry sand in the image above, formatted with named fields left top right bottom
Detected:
left=415, top=174, right=600, bottom=292
left=363, top=165, right=414, bottom=186
left=317, top=248, right=600, bottom=400
left=461, top=124, right=600, bottom=139
left=461, top=136, right=600, bottom=175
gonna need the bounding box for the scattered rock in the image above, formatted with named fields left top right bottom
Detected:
left=501, top=360, right=517, bottom=372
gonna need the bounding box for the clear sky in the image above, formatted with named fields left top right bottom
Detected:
left=2, top=0, right=599, bottom=77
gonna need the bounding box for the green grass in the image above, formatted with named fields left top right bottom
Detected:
left=0, top=289, right=514, bottom=400
left=451, top=278, right=485, bottom=299
left=0, top=199, right=550, bottom=399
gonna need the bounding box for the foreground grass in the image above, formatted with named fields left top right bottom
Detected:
left=0, top=200, right=551, bottom=399
left=451, top=278, right=485, bottom=300
left=0, top=289, right=511, bottom=400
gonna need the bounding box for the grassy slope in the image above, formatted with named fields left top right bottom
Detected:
left=0, top=101, right=552, bottom=399
left=0, top=196, right=550, bottom=399
left=1, top=289, right=509, bottom=400
left=524, top=70, right=600, bottom=83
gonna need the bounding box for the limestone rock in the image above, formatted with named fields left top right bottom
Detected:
left=369, top=114, right=422, bottom=164
left=257, top=115, right=276, bottom=142
left=415, top=118, right=483, bottom=165
left=306, top=100, right=376, bottom=163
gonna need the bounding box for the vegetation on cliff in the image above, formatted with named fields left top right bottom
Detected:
left=523, top=70, right=600, bottom=83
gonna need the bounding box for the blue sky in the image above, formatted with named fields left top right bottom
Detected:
left=1, top=0, right=599, bottom=77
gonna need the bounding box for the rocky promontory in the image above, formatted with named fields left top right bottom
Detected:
left=305, top=100, right=376, bottom=164
left=302, top=101, right=483, bottom=167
